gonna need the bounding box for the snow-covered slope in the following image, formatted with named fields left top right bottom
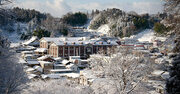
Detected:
left=96, top=24, right=110, bottom=35
left=135, top=29, right=155, bottom=42
left=130, top=29, right=155, bottom=42
left=87, top=24, right=110, bottom=36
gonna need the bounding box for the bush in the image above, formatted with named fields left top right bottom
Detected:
left=154, top=22, right=167, bottom=34
left=33, top=28, right=51, bottom=39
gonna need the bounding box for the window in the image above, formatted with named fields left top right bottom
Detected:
left=70, top=47, right=74, bottom=50
left=65, top=47, right=68, bottom=50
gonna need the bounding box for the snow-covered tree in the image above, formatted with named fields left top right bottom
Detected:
left=0, top=52, right=27, bottom=94
left=22, top=79, right=93, bottom=94
left=89, top=47, right=153, bottom=94
left=163, top=0, right=180, bottom=94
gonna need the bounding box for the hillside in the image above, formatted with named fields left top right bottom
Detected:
left=89, top=8, right=159, bottom=37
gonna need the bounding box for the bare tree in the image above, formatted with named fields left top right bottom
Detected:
left=89, top=47, right=153, bottom=94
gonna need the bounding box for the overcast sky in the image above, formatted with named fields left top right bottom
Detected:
left=15, top=0, right=164, bottom=17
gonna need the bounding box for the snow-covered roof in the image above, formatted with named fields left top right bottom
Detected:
left=23, top=36, right=38, bottom=45
left=41, top=37, right=89, bottom=42
left=33, top=65, right=43, bottom=72
left=54, top=57, right=62, bottom=61
left=54, top=64, right=65, bottom=67
left=26, top=68, right=35, bottom=72
left=28, top=74, right=38, bottom=79
left=66, top=64, right=77, bottom=68
left=37, top=55, right=52, bottom=61
left=34, top=48, right=47, bottom=53
left=41, top=37, right=60, bottom=42
left=41, top=74, right=61, bottom=79
left=21, top=51, right=34, bottom=54
left=53, top=40, right=118, bottom=46
left=27, top=60, right=39, bottom=65
left=41, top=37, right=118, bottom=46
left=39, top=61, right=52, bottom=64
left=61, top=60, right=70, bottom=65
left=152, top=70, right=165, bottom=76
left=50, top=69, right=72, bottom=72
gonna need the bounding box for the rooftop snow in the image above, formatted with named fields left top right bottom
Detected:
left=39, top=61, right=52, bottom=64
left=37, top=55, right=52, bottom=61
left=62, top=60, right=70, bottom=65
left=23, top=36, right=38, bottom=45
left=42, top=37, right=118, bottom=46
left=34, top=48, right=47, bottom=53
left=28, top=74, right=38, bottom=79
left=26, top=68, right=35, bottom=72
left=66, top=64, right=76, bottom=68
left=27, top=60, right=39, bottom=65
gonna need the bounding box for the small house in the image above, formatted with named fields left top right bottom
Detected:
left=79, top=70, right=97, bottom=86
left=39, top=61, right=53, bottom=74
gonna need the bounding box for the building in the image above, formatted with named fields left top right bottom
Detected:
left=40, top=37, right=61, bottom=50
left=45, top=37, right=118, bottom=58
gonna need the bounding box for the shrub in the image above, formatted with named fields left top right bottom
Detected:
left=33, top=28, right=50, bottom=39
left=154, top=22, right=167, bottom=34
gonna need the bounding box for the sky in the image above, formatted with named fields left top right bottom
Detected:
left=15, top=0, right=164, bottom=17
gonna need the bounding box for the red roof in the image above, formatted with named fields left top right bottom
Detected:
left=135, top=45, right=144, bottom=47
